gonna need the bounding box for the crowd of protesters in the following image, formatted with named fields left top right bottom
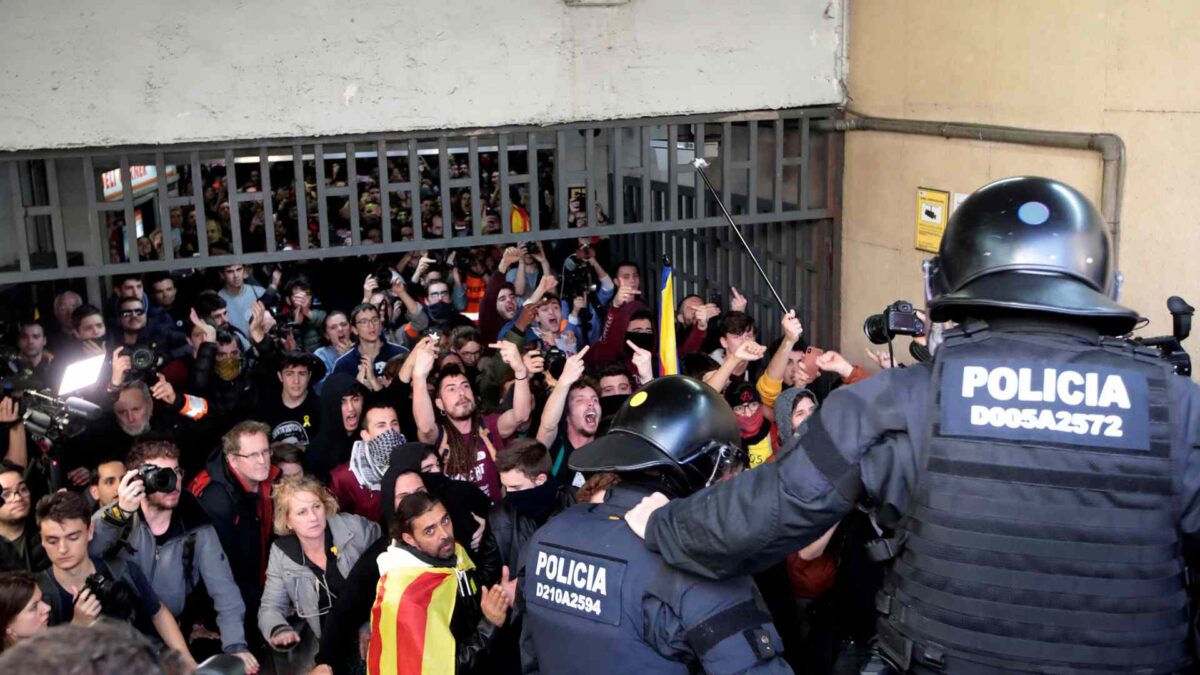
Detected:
left=0, top=209, right=906, bottom=674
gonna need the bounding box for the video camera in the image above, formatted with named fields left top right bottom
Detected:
left=1, top=354, right=105, bottom=443
left=125, top=344, right=164, bottom=383
left=863, top=300, right=926, bottom=345
left=1133, top=296, right=1194, bottom=377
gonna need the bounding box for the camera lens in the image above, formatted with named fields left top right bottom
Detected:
left=130, top=347, right=154, bottom=370
left=863, top=314, right=892, bottom=345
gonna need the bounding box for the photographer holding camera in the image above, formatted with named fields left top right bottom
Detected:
left=89, top=440, right=258, bottom=673
left=34, top=491, right=197, bottom=670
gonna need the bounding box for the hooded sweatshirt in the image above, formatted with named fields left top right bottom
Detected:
left=306, top=372, right=364, bottom=482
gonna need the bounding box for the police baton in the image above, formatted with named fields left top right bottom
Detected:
left=691, top=158, right=788, bottom=315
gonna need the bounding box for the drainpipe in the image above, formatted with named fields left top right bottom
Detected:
left=814, top=114, right=1127, bottom=268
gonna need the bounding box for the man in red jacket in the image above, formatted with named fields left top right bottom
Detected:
left=328, top=400, right=405, bottom=521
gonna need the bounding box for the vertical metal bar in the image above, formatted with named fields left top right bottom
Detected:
left=8, top=164, right=30, bottom=272
left=293, top=145, right=309, bottom=250
left=747, top=121, right=758, bottom=217
left=438, top=137, right=452, bottom=243
left=800, top=117, right=811, bottom=212
left=640, top=126, right=651, bottom=225
left=773, top=121, right=784, bottom=214
left=82, top=157, right=105, bottom=266
left=45, top=160, right=68, bottom=269
left=584, top=128, right=595, bottom=229
left=224, top=150, right=242, bottom=255
left=721, top=123, right=732, bottom=214
left=498, top=133, right=512, bottom=234
left=120, top=156, right=138, bottom=263
left=346, top=143, right=360, bottom=248
left=694, top=122, right=705, bottom=218
left=153, top=154, right=174, bottom=263
left=468, top=137, right=481, bottom=236
left=378, top=139, right=392, bottom=244
left=260, top=147, right=276, bottom=253
left=408, top=140, right=422, bottom=242
left=555, top=131, right=568, bottom=230
left=315, top=144, right=330, bottom=249
left=667, top=125, right=678, bottom=222
left=190, top=152, right=210, bottom=259
left=611, top=127, right=624, bottom=227
left=527, top=132, right=540, bottom=233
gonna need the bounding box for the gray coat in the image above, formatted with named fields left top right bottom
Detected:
left=257, top=512, right=380, bottom=641
left=90, top=493, right=249, bottom=653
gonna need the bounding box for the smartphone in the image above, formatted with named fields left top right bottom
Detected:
left=708, top=291, right=722, bottom=307
left=801, top=346, right=825, bottom=372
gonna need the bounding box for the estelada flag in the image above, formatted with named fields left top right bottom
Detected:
left=659, top=258, right=679, bottom=376
left=368, top=543, right=476, bottom=675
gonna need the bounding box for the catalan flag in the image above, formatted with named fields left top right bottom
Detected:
left=368, top=543, right=475, bottom=675
left=510, top=204, right=531, bottom=233
left=659, top=258, right=679, bottom=376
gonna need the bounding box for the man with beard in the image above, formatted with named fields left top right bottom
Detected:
left=487, top=439, right=575, bottom=675
left=258, top=351, right=323, bottom=446
left=89, top=440, right=257, bottom=673
left=412, top=340, right=533, bottom=502
left=535, top=348, right=597, bottom=490
left=359, top=493, right=512, bottom=675
left=110, top=295, right=188, bottom=363
left=328, top=401, right=404, bottom=521
left=332, top=304, right=406, bottom=381
left=314, top=311, right=353, bottom=393
left=62, top=358, right=190, bottom=488
left=5, top=320, right=53, bottom=390
left=305, top=373, right=367, bottom=482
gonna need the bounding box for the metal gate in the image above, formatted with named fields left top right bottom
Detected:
left=0, top=107, right=842, bottom=347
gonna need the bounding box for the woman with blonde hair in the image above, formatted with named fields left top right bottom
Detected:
left=258, top=475, right=380, bottom=672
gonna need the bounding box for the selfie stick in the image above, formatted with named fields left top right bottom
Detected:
left=691, top=158, right=788, bottom=314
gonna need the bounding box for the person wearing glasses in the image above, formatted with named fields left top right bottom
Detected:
left=0, top=462, right=47, bottom=574
left=258, top=475, right=380, bottom=673
left=110, top=295, right=189, bottom=364
left=90, top=439, right=259, bottom=674
left=189, top=421, right=280, bottom=655
left=331, top=304, right=407, bottom=386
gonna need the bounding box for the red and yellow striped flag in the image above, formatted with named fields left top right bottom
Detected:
left=368, top=545, right=470, bottom=675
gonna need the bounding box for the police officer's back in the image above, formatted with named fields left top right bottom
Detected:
left=630, top=177, right=1200, bottom=674
left=521, top=377, right=792, bottom=674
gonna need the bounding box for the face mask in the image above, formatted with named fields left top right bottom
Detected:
left=736, top=406, right=766, bottom=437
left=215, top=356, right=242, bottom=382
left=625, top=332, right=654, bottom=354
left=427, top=302, right=453, bottom=322
left=504, top=480, right=559, bottom=524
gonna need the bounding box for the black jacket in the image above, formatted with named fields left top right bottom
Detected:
left=0, top=516, right=48, bottom=573
left=189, top=449, right=278, bottom=648
left=304, top=372, right=360, bottom=483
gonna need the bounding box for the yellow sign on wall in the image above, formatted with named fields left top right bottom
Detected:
left=914, top=188, right=950, bottom=253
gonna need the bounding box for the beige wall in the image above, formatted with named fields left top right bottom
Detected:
left=0, top=0, right=845, bottom=151
left=840, top=0, right=1200, bottom=368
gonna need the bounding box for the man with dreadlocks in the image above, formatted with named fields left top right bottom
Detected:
left=412, top=338, right=533, bottom=503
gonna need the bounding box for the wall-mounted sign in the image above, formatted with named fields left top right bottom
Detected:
left=915, top=187, right=950, bottom=253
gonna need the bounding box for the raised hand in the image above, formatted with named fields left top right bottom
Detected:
left=815, top=350, right=854, bottom=378
left=729, top=286, right=747, bottom=313
left=732, top=340, right=767, bottom=362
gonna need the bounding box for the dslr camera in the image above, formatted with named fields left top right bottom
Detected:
left=138, top=463, right=178, bottom=495
left=541, top=345, right=567, bottom=380
left=863, top=300, right=926, bottom=345
left=84, top=571, right=136, bottom=622
left=125, top=345, right=163, bottom=383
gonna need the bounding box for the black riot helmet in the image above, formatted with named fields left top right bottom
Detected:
left=925, top=176, right=1139, bottom=335
left=569, top=376, right=745, bottom=496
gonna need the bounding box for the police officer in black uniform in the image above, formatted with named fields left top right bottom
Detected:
left=520, top=376, right=793, bottom=674
left=624, top=176, right=1200, bottom=674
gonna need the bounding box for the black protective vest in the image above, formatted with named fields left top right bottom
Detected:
left=876, top=327, right=1191, bottom=674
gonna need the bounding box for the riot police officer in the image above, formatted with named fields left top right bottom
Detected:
left=520, top=375, right=793, bottom=674
left=625, top=176, right=1200, bottom=674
